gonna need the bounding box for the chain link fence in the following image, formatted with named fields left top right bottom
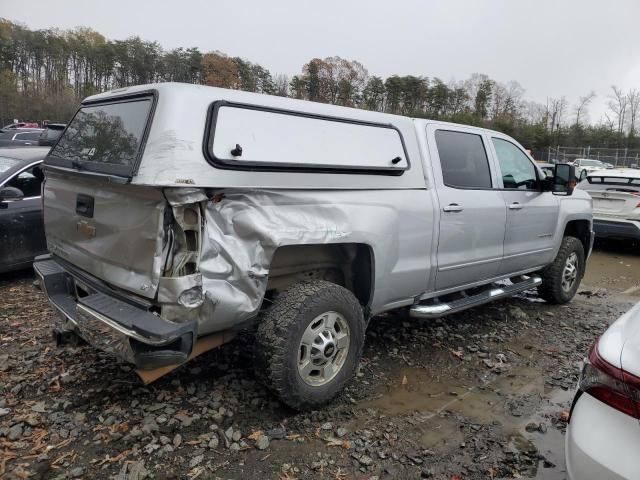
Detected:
left=533, top=146, right=640, bottom=168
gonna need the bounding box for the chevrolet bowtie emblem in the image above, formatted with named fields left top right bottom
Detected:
left=76, top=220, right=96, bottom=239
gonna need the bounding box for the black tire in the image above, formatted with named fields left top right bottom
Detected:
left=254, top=280, right=365, bottom=410
left=537, top=236, right=585, bottom=304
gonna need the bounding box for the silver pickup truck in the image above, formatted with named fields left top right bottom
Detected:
left=34, top=83, right=593, bottom=409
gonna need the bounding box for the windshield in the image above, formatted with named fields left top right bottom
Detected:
left=0, top=156, right=20, bottom=173
left=581, top=160, right=603, bottom=167
left=48, top=98, right=152, bottom=176
left=15, top=132, right=42, bottom=140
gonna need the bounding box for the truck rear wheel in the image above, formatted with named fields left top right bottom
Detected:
left=537, top=236, right=585, bottom=304
left=255, top=280, right=365, bottom=410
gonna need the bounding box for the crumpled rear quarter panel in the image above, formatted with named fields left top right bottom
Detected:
left=166, top=188, right=433, bottom=335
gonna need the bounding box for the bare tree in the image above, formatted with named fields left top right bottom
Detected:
left=547, top=97, right=567, bottom=133
left=627, top=88, right=640, bottom=135
left=521, top=100, right=546, bottom=124
left=608, top=86, right=628, bottom=135
left=574, top=91, right=596, bottom=127
left=491, top=81, right=524, bottom=119
left=273, top=73, right=289, bottom=97
left=602, top=113, right=616, bottom=131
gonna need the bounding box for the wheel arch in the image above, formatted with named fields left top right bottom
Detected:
left=266, top=243, right=375, bottom=311
left=563, top=219, right=592, bottom=255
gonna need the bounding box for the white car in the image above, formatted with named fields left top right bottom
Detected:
left=566, top=302, right=640, bottom=480
left=577, top=169, right=640, bottom=241
left=573, top=158, right=608, bottom=178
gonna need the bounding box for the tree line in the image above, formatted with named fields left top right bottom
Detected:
left=1, top=17, right=639, bottom=152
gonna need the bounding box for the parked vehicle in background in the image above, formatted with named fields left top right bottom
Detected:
left=1, top=122, right=39, bottom=130
left=537, top=162, right=556, bottom=178
left=578, top=169, right=640, bottom=241
left=34, top=83, right=593, bottom=409
left=539, top=161, right=586, bottom=180
left=604, top=162, right=615, bottom=169
left=0, top=129, right=44, bottom=147
left=38, top=123, right=66, bottom=146
left=0, top=147, right=50, bottom=273
left=565, top=301, right=640, bottom=480
left=573, top=158, right=607, bottom=178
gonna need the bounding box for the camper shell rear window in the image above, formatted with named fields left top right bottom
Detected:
left=46, top=93, right=156, bottom=177
left=205, top=101, right=409, bottom=175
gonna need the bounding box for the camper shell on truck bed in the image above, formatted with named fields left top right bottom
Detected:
left=34, top=82, right=593, bottom=409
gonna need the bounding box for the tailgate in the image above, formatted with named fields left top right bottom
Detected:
left=583, top=174, right=640, bottom=217
left=590, top=191, right=640, bottom=216
left=43, top=171, right=167, bottom=299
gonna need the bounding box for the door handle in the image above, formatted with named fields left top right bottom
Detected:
left=443, top=203, right=464, bottom=212
left=508, top=202, right=523, bottom=210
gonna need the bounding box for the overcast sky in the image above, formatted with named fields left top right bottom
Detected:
left=3, top=0, right=640, bottom=124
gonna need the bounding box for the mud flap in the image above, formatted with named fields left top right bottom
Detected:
left=135, top=331, right=236, bottom=384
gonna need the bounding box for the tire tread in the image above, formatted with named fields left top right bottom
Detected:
left=255, top=280, right=364, bottom=410
left=537, top=236, right=584, bottom=304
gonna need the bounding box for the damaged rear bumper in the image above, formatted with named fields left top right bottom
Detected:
left=33, top=255, right=197, bottom=370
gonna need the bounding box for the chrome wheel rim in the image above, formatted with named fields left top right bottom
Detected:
left=561, top=252, right=579, bottom=292
left=298, top=311, right=350, bottom=387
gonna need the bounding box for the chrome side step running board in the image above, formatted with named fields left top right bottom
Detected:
left=409, top=274, right=542, bottom=319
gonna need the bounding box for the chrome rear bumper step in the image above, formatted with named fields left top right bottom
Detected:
left=34, top=255, right=197, bottom=370
left=410, top=275, right=542, bottom=319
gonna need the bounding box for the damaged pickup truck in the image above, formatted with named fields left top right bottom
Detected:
left=34, top=83, right=593, bottom=409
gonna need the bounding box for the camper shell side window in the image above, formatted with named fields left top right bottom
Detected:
left=204, top=101, right=410, bottom=175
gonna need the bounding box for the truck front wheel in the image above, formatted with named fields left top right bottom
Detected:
left=255, top=280, right=365, bottom=410
left=537, top=236, right=585, bottom=304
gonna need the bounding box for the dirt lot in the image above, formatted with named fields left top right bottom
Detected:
left=1, top=240, right=639, bottom=480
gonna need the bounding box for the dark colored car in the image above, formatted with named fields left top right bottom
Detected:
left=0, top=129, right=44, bottom=147
left=0, top=146, right=50, bottom=273
left=38, top=123, right=66, bottom=147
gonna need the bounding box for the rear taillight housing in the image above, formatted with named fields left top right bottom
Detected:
left=579, top=342, right=640, bottom=419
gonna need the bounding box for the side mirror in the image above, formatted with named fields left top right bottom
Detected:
left=32, top=165, right=44, bottom=181
left=0, top=186, right=24, bottom=204
left=553, top=163, right=577, bottom=196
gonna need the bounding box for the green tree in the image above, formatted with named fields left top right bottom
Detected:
left=362, top=76, right=385, bottom=111
left=475, top=78, right=493, bottom=119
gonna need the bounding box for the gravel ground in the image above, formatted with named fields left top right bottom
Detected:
left=1, top=240, right=638, bottom=480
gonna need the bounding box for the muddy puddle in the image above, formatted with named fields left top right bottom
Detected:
left=584, top=243, right=640, bottom=296
left=364, top=366, right=542, bottom=421
left=527, top=388, right=574, bottom=480
left=361, top=364, right=573, bottom=478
